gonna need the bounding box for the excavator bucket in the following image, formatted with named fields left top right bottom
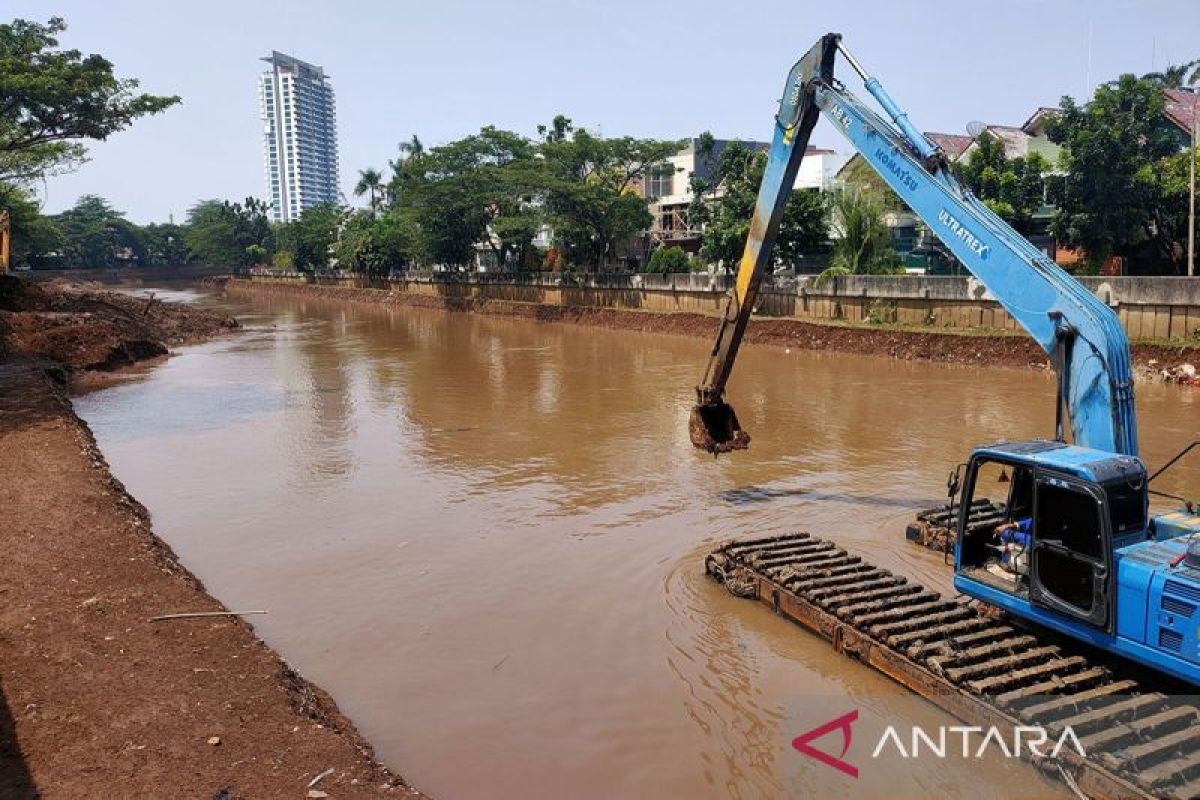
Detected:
left=689, top=402, right=750, bottom=454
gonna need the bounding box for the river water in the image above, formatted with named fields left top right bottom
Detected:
left=75, top=287, right=1199, bottom=799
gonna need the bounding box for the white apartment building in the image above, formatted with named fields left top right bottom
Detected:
left=259, top=51, right=339, bottom=223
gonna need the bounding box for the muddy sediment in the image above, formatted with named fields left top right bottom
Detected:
left=224, top=279, right=1200, bottom=373
left=0, top=276, right=238, bottom=371
left=0, top=277, right=422, bottom=798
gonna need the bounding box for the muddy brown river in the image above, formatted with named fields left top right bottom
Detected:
left=76, top=287, right=1199, bottom=799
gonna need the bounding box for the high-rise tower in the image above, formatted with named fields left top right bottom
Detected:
left=259, top=51, right=339, bottom=223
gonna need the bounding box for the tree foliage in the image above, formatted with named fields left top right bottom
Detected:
left=354, top=167, right=384, bottom=215
left=957, top=131, right=1050, bottom=233
left=52, top=194, right=144, bottom=268
left=274, top=203, right=343, bottom=272
left=539, top=116, right=684, bottom=268
left=689, top=139, right=827, bottom=271
left=645, top=245, right=691, bottom=274
left=140, top=222, right=188, bottom=266
left=1139, top=60, right=1200, bottom=89
left=335, top=210, right=418, bottom=274
left=837, top=156, right=905, bottom=211
left=818, top=187, right=903, bottom=285
left=384, top=118, right=682, bottom=270
left=0, top=181, right=60, bottom=266
left=182, top=198, right=271, bottom=267
left=0, top=17, right=179, bottom=183
left=1047, top=74, right=1189, bottom=273
left=390, top=126, right=542, bottom=269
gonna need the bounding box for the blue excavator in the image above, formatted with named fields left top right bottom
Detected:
left=690, top=33, right=1200, bottom=686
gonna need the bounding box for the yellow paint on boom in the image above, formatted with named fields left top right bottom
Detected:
left=734, top=252, right=754, bottom=302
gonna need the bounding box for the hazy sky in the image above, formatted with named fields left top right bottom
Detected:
left=8, top=0, right=1200, bottom=223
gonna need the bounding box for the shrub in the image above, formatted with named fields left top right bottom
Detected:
left=866, top=299, right=898, bottom=325
left=646, top=245, right=691, bottom=274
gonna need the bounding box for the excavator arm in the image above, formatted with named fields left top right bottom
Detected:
left=690, top=34, right=838, bottom=453
left=690, top=33, right=1138, bottom=458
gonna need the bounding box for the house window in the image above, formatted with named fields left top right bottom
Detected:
left=646, top=164, right=675, bottom=199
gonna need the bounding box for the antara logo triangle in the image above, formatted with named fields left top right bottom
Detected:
left=791, top=709, right=859, bottom=778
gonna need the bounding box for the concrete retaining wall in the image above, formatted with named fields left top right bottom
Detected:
left=234, top=270, right=1200, bottom=342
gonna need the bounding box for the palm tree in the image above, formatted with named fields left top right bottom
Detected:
left=389, top=135, right=425, bottom=178
left=400, top=134, right=424, bottom=158
left=1142, top=60, right=1200, bottom=89
left=815, top=187, right=903, bottom=286
left=354, top=168, right=384, bottom=216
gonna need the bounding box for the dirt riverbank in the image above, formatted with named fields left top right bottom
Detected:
left=0, top=277, right=421, bottom=798
left=0, top=276, right=238, bottom=371
left=224, top=278, right=1200, bottom=374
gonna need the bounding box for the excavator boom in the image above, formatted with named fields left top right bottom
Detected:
left=691, top=34, right=1138, bottom=458
left=690, top=34, right=1200, bottom=691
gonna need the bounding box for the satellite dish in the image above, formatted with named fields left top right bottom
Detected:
left=966, top=120, right=987, bottom=138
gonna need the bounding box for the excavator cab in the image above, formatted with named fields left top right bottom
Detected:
left=954, top=441, right=1148, bottom=635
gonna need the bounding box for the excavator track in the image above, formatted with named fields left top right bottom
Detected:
left=707, top=532, right=1200, bottom=799
left=906, top=497, right=1007, bottom=552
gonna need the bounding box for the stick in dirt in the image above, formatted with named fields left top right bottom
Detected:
left=148, top=610, right=268, bottom=622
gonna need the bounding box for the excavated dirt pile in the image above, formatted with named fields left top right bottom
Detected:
left=0, top=275, right=238, bottom=370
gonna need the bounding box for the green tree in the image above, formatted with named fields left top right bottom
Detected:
left=0, top=181, right=60, bottom=266
left=335, top=210, right=418, bottom=275
left=539, top=117, right=683, bottom=268
left=689, top=139, right=828, bottom=271
left=278, top=202, right=343, bottom=271
left=140, top=222, right=188, bottom=266
left=0, top=17, right=179, bottom=183
left=387, top=135, right=426, bottom=205
left=244, top=242, right=267, bottom=266
left=817, top=187, right=903, bottom=285
left=183, top=197, right=271, bottom=266
left=354, top=167, right=384, bottom=215
left=52, top=194, right=144, bottom=268
left=645, top=245, right=691, bottom=274
left=957, top=132, right=1050, bottom=233
left=1047, top=74, right=1188, bottom=273
left=1140, top=60, right=1199, bottom=89
left=1150, top=143, right=1199, bottom=269
left=391, top=126, right=544, bottom=270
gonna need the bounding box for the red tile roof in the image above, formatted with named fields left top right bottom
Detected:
left=1164, top=89, right=1198, bottom=136
left=924, top=132, right=973, bottom=158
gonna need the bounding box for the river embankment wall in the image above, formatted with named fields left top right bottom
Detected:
left=234, top=270, right=1200, bottom=342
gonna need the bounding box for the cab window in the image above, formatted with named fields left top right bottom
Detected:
left=1036, top=483, right=1103, bottom=559
left=1105, top=480, right=1147, bottom=536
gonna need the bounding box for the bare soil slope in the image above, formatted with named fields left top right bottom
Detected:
left=0, top=277, right=423, bottom=799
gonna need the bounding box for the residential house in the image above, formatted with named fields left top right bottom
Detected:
left=644, top=137, right=849, bottom=252
left=834, top=108, right=1064, bottom=264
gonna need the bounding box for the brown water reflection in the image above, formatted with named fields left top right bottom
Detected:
left=75, top=288, right=1199, bottom=799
